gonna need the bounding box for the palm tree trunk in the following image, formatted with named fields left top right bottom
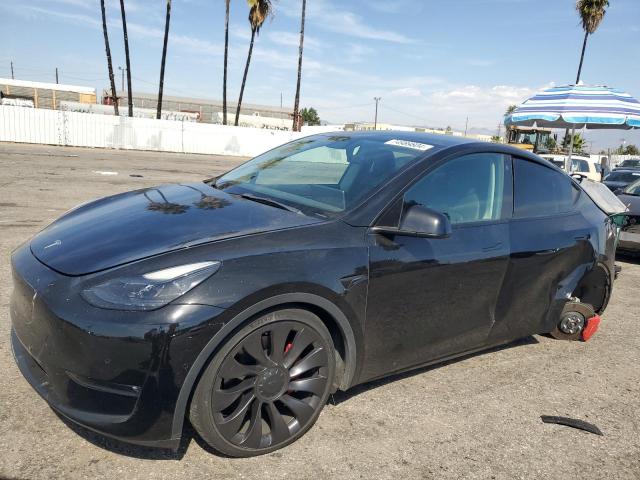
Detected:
left=563, top=31, right=590, bottom=150
left=292, top=0, right=306, bottom=132
left=576, top=30, right=589, bottom=84
left=100, top=0, right=119, bottom=116
left=222, top=0, right=230, bottom=125
left=235, top=27, right=256, bottom=127
left=157, top=0, right=172, bottom=120
left=120, top=0, right=133, bottom=117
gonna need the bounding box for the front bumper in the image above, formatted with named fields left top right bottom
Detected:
left=10, top=245, right=226, bottom=449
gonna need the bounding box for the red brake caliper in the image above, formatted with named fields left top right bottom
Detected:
left=284, top=341, right=294, bottom=393
left=582, top=315, right=601, bottom=342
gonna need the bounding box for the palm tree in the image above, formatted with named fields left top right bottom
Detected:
left=235, top=0, right=273, bottom=126
left=505, top=104, right=517, bottom=116
left=292, top=0, right=306, bottom=132
left=100, top=0, right=119, bottom=116
left=157, top=0, right=172, bottom=120
left=575, top=0, right=609, bottom=83
left=119, top=0, right=133, bottom=117
left=222, top=0, right=230, bottom=125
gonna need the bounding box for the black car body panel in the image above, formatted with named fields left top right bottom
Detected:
left=10, top=132, right=617, bottom=450
left=31, top=183, right=321, bottom=276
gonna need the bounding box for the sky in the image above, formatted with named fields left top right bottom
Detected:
left=0, top=0, right=639, bottom=150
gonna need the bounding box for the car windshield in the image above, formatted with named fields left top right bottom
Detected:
left=623, top=179, right=640, bottom=195
left=605, top=171, right=640, bottom=183
left=215, top=135, right=432, bottom=216
left=619, top=159, right=640, bottom=168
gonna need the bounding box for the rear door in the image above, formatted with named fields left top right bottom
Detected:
left=489, top=157, right=596, bottom=343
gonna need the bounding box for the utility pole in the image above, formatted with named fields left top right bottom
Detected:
left=118, top=66, right=125, bottom=92
left=10, top=60, right=14, bottom=79
left=373, top=97, right=381, bottom=130
left=55, top=67, right=59, bottom=84
left=464, top=116, right=469, bottom=137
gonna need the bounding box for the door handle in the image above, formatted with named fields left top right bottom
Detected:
left=574, top=233, right=591, bottom=241
left=535, top=248, right=560, bottom=256
left=482, top=242, right=503, bottom=252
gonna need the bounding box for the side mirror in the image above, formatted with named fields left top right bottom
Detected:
left=613, top=188, right=623, bottom=195
left=372, top=204, right=452, bottom=239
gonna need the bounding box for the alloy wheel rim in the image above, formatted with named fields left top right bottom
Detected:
left=211, top=321, right=330, bottom=450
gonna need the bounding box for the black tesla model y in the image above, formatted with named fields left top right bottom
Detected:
left=10, top=132, right=617, bottom=457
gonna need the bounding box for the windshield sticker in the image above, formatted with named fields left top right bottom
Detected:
left=384, top=139, right=433, bottom=151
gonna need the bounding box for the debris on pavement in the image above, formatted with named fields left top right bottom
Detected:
left=540, top=415, right=604, bottom=436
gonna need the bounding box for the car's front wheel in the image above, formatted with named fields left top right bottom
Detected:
left=189, top=308, right=335, bottom=457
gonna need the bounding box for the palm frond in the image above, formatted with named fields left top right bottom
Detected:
left=576, top=0, right=609, bottom=34
left=247, top=0, right=273, bottom=34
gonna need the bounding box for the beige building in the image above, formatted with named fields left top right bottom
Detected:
left=0, top=78, right=96, bottom=109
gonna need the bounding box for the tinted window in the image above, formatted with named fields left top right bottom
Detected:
left=404, top=153, right=507, bottom=224
left=605, top=171, right=640, bottom=183
left=619, top=159, right=640, bottom=168
left=624, top=179, right=640, bottom=195
left=572, top=159, right=589, bottom=173
left=514, top=159, right=575, bottom=217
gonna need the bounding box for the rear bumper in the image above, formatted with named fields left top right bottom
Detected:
left=9, top=244, right=226, bottom=449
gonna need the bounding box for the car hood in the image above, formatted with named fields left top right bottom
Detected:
left=617, top=194, right=640, bottom=213
left=30, top=183, right=321, bottom=276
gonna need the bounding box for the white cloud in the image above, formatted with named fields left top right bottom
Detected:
left=388, top=87, right=422, bottom=97
left=267, top=31, right=322, bottom=50
left=343, top=43, right=374, bottom=63
left=279, top=0, right=412, bottom=43
left=309, top=83, right=549, bottom=130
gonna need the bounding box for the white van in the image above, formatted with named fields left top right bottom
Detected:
left=539, top=154, right=601, bottom=182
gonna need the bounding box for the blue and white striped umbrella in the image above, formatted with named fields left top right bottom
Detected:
left=505, top=85, right=640, bottom=130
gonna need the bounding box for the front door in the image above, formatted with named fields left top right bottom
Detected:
left=361, top=152, right=513, bottom=382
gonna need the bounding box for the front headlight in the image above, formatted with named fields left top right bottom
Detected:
left=82, top=261, right=221, bottom=311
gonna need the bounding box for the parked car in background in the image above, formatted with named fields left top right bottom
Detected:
left=616, top=178, right=640, bottom=254
left=603, top=169, right=640, bottom=191
left=614, top=158, right=640, bottom=170
left=539, top=154, right=601, bottom=182
left=11, top=132, right=618, bottom=457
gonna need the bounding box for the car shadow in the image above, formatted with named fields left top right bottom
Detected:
left=329, top=336, right=539, bottom=406
left=53, top=336, right=539, bottom=459
left=616, top=252, right=640, bottom=265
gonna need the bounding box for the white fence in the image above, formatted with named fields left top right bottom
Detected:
left=0, top=105, right=334, bottom=157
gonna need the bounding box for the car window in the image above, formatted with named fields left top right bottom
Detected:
left=514, top=158, right=576, bottom=217
left=624, top=179, right=640, bottom=195
left=404, top=153, right=507, bottom=224
left=216, top=136, right=429, bottom=215
left=255, top=146, right=348, bottom=185
left=620, top=160, right=640, bottom=168
left=569, top=159, right=589, bottom=173
left=605, top=171, right=640, bottom=182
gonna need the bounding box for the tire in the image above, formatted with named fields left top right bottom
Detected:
left=549, top=302, right=595, bottom=341
left=189, top=308, right=335, bottom=457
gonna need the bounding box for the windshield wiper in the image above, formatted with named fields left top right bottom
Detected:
left=236, top=193, right=303, bottom=215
